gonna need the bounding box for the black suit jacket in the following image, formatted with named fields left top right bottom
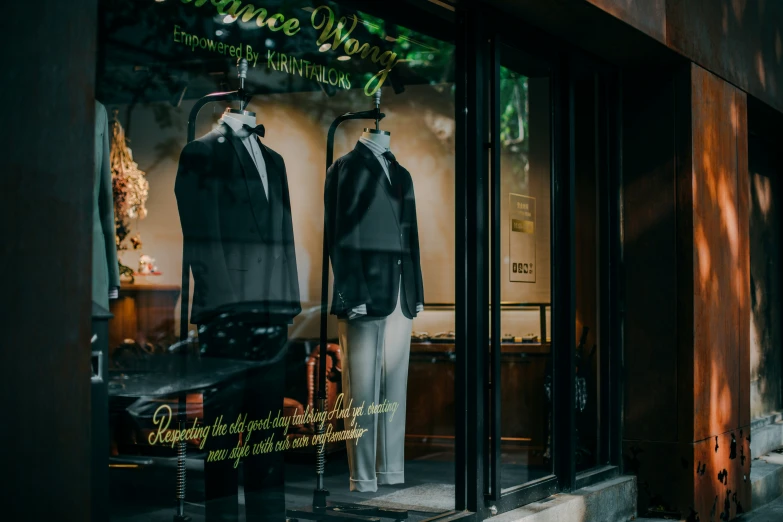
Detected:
left=325, top=141, right=424, bottom=319
left=175, top=124, right=301, bottom=325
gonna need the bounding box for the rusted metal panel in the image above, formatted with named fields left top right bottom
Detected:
left=623, top=429, right=751, bottom=519
left=690, top=64, right=742, bottom=442
left=736, top=89, right=752, bottom=430
left=585, top=0, right=666, bottom=43
left=692, top=428, right=752, bottom=520
left=667, top=0, right=783, bottom=116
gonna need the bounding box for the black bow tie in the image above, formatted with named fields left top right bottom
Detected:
left=382, top=150, right=398, bottom=165
left=242, top=124, right=265, bottom=137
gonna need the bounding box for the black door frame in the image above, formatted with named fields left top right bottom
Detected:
left=455, top=2, right=624, bottom=518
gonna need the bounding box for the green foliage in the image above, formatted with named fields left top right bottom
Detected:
left=500, top=67, right=528, bottom=153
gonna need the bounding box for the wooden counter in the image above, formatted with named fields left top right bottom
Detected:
left=406, top=342, right=550, bottom=459
left=109, top=284, right=181, bottom=355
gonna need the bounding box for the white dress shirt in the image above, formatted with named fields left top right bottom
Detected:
left=359, top=136, right=392, bottom=184
left=221, top=114, right=268, bottom=200
left=351, top=138, right=424, bottom=318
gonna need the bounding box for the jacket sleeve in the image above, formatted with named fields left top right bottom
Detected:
left=175, top=141, right=235, bottom=311
left=279, top=157, right=302, bottom=318
left=98, top=104, right=121, bottom=291
left=324, top=161, right=372, bottom=313
left=408, top=175, right=425, bottom=305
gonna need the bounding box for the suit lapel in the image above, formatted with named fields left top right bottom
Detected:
left=355, top=142, right=402, bottom=229
left=259, top=140, right=284, bottom=250
left=217, top=125, right=269, bottom=236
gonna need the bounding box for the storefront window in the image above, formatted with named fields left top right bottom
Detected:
left=98, top=1, right=457, bottom=520
left=496, top=59, right=553, bottom=491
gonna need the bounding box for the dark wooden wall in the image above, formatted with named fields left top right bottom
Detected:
left=622, top=66, right=680, bottom=445
left=0, top=0, right=97, bottom=519
left=585, top=0, right=783, bottom=116
left=486, top=0, right=783, bottom=117
left=623, top=63, right=751, bottom=520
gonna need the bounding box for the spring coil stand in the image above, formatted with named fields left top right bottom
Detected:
left=174, top=423, right=189, bottom=522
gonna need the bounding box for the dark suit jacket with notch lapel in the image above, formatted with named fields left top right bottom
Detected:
left=175, top=123, right=301, bottom=325
left=325, top=141, right=424, bottom=319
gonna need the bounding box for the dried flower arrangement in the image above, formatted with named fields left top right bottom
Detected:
left=109, top=110, right=149, bottom=282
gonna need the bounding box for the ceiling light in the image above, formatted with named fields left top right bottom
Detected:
left=319, top=43, right=332, bottom=52
left=338, top=55, right=351, bottom=61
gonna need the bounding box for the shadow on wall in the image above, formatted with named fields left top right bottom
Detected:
left=749, top=135, right=783, bottom=419
left=623, top=66, right=751, bottom=519
left=667, top=0, right=782, bottom=114
left=591, top=0, right=783, bottom=114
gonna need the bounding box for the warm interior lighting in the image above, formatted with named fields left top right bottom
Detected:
left=319, top=43, right=332, bottom=52
left=338, top=55, right=351, bottom=61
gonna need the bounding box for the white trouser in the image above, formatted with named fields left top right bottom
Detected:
left=337, top=281, right=413, bottom=492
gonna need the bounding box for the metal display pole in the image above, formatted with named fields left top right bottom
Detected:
left=174, top=58, right=252, bottom=522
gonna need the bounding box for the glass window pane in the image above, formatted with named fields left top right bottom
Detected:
left=497, top=60, right=553, bottom=490
left=99, top=2, right=457, bottom=520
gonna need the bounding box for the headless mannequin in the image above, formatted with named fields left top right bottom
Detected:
left=220, top=108, right=269, bottom=200
left=337, top=127, right=424, bottom=492
left=360, top=128, right=391, bottom=150
left=352, top=129, right=423, bottom=318
left=192, top=105, right=287, bottom=522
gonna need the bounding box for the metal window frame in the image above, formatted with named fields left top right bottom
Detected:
left=455, top=3, right=625, bottom=518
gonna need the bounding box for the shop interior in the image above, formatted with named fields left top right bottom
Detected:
left=96, top=1, right=602, bottom=520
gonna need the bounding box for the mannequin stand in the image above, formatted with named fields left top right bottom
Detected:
left=174, top=59, right=254, bottom=522
left=285, top=105, right=407, bottom=522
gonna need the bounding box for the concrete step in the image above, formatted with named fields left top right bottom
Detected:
left=736, top=494, right=783, bottom=521
left=752, top=452, right=783, bottom=509
left=751, top=413, right=783, bottom=459
left=490, top=476, right=636, bottom=522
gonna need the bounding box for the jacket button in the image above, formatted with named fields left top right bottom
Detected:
left=397, top=259, right=401, bottom=265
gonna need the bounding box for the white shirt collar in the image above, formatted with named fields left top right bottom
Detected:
left=221, top=114, right=252, bottom=139
left=359, top=136, right=389, bottom=158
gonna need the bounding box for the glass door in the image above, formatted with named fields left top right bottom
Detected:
left=486, top=37, right=562, bottom=507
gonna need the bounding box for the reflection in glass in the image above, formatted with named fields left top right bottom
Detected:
left=497, top=65, right=553, bottom=490
left=99, top=1, right=458, bottom=520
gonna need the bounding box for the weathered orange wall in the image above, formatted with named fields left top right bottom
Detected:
left=688, top=62, right=751, bottom=519
left=623, top=63, right=751, bottom=520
